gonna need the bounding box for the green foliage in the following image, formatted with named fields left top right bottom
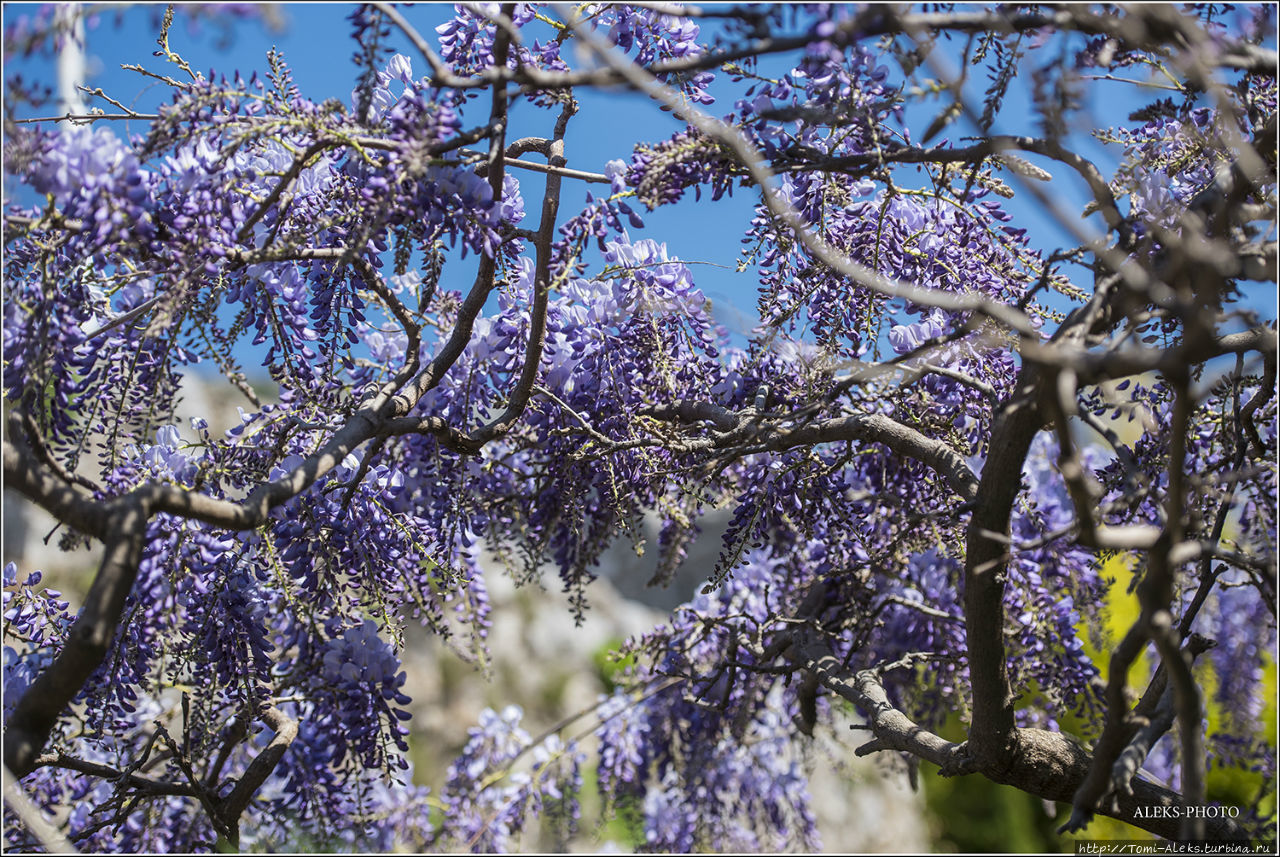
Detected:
left=576, top=763, right=645, bottom=850
left=1086, top=556, right=1277, bottom=825
left=592, top=638, right=637, bottom=693
left=922, top=763, right=1067, bottom=852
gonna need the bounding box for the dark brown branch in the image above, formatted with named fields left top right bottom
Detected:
left=962, top=363, right=1044, bottom=766
left=646, top=400, right=980, bottom=502
left=12, top=408, right=100, bottom=495
left=203, top=710, right=250, bottom=789
left=154, top=726, right=231, bottom=842
left=754, top=413, right=980, bottom=502
left=3, top=421, right=112, bottom=542
left=5, top=495, right=151, bottom=776
left=1022, top=326, right=1277, bottom=384
left=797, top=641, right=972, bottom=772
left=960, top=267, right=1128, bottom=767
left=483, top=6, right=515, bottom=201
left=31, top=751, right=198, bottom=797
left=1239, top=346, right=1277, bottom=460
left=643, top=400, right=740, bottom=433
left=473, top=102, right=572, bottom=444
left=504, top=136, right=551, bottom=159
left=379, top=416, right=481, bottom=455
left=214, top=706, right=298, bottom=846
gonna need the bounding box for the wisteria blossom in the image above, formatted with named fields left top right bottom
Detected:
left=2, top=3, right=1275, bottom=852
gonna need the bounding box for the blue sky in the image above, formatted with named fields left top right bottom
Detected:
left=5, top=3, right=1274, bottom=358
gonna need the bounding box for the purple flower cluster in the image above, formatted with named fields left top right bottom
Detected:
left=732, top=33, right=892, bottom=160
left=28, top=121, right=149, bottom=248
left=436, top=3, right=712, bottom=104
left=1112, top=107, right=1222, bottom=231
left=1003, top=435, right=1107, bottom=721
left=3, top=564, right=73, bottom=718
left=588, top=4, right=714, bottom=104
left=595, top=553, right=822, bottom=852
left=435, top=4, right=568, bottom=107
left=437, top=704, right=584, bottom=851
left=624, top=128, right=735, bottom=211
left=3, top=4, right=1275, bottom=850
left=316, top=619, right=412, bottom=771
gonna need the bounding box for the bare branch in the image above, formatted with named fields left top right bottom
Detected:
left=795, top=639, right=971, bottom=773
left=31, top=751, right=198, bottom=797
left=215, top=706, right=298, bottom=843
left=462, top=149, right=610, bottom=183
left=645, top=400, right=980, bottom=502
left=5, top=495, right=151, bottom=776
left=471, top=100, right=574, bottom=445
left=12, top=112, right=158, bottom=124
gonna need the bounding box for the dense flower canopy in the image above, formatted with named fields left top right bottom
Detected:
left=2, top=3, right=1276, bottom=852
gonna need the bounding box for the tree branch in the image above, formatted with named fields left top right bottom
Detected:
left=471, top=100, right=573, bottom=444
left=794, top=636, right=1245, bottom=840
left=214, top=706, right=298, bottom=846
left=645, top=400, right=980, bottom=502
left=796, top=640, right=972, bottom=772
left=5, top=495, right=151, bottom=776
left=31, top=752, right=199, bottom=797
left=3, top=419, right=112, bottom=542
left=552, top=2, right=1042, bottom=340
